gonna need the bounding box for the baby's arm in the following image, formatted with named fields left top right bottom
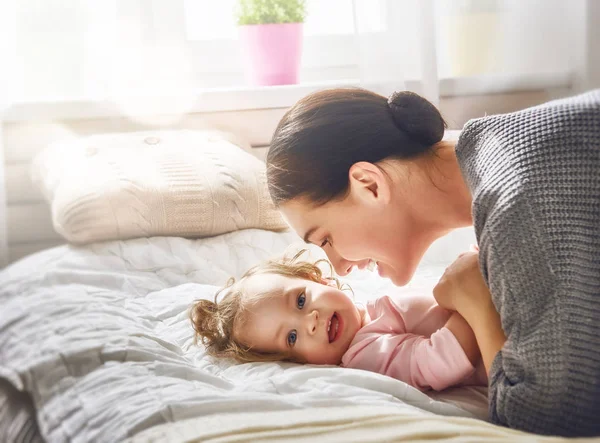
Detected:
left=343, top=330, right=477, bottom=391
left=443, top=312, right=480, bottom=366
left=342, top=296, right=481, bottom=391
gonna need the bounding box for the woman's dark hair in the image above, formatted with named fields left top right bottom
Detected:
left=266, top=88, right=446, bottom=206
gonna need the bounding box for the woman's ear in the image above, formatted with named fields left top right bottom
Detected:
left=348, top=162, right=391, bottom=205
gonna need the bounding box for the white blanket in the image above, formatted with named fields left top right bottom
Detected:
left=0, top=228, right=486, bottom=443
left=126, top=406, right=572, bottom=443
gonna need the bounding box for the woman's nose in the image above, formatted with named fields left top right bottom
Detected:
left=306, top=310, right=319, bottom=335
left=324, top=248, right=354, bottom=276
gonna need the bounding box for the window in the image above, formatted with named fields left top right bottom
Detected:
left=184, top=0, right=359, bottom=40
left=181, top=0, right=385, bottom=87
left=5, top=0, right=589, bottom=106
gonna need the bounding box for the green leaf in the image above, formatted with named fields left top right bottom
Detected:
left=235, top=0, right=307, bottom=25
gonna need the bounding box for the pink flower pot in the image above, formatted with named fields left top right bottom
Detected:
left=239, top=23, right=303, bottom=86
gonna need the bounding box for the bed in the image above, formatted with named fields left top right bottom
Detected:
left=2, top=226, right=584, bottom=443
left=0, top=130, right=585, bottom=443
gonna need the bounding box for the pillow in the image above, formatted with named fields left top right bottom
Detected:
left=32, top=130, right=287, bottom=244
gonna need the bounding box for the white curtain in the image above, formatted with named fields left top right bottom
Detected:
left=351, top=0, right=439, bottom=103
left=435, top=0, right=586, bottom=83
left=0, top=0, right=16, bottom=267
left=351, top=0, right=589, bottom=103
left=0, top=122, right=7, bottom=268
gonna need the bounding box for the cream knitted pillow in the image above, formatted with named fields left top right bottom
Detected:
left=32, top=130, right=287, bottom=244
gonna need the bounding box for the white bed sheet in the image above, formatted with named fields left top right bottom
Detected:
left=0, top=227, right=485, bottom=443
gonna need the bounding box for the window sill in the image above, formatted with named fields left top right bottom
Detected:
left=1, top=71, right=572, bottom=123
left=439, top=70, right=572, bottom=96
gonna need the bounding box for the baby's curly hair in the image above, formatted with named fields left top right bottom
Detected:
left=190, top=250, right=346, bottom=363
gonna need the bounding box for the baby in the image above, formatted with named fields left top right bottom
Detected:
left=191, top=251, right=487, bottom=391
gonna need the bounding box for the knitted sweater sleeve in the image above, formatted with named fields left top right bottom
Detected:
left=456, top=89, right=600, bottom=437
left=478, top=197, right=565, bottom=434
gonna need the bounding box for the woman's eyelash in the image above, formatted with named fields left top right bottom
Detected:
left=320, top=238, right=330, bottom=247
left=297, top=292, right=306, bottom=309
left=287, top=330, right=297, bottom=347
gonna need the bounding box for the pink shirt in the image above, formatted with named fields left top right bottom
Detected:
left=341, top=294, right=488, bottom=391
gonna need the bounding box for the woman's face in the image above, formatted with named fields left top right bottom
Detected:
left=279, top=163, right=433, bottom=286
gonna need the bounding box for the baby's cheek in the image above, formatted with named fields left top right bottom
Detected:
left=321, top=347, right=345, bottom=366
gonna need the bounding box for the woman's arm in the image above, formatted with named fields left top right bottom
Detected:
left=433, top=251, right=506, bottom=376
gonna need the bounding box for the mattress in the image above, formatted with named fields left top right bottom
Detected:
left=0, top=227, right=506, bottom=443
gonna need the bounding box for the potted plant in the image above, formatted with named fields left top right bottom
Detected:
left=236, top=0, right=307, bottom=86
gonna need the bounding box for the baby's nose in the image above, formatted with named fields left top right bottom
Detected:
left=307, top=310, right=319, bottom=335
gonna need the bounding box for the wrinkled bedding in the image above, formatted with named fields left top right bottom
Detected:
left=0, top=227, right=488, bottom=443
left=0, top=378, right=42, bottom=443
left=125, top=405, right=590, bottom=443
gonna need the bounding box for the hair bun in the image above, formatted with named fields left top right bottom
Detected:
left=387, top=91, right=446, bottom=145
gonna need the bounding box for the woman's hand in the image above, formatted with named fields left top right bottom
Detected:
left=433, top=250, right=491, bottom=317
left=433, top=249, right=506, bottom=376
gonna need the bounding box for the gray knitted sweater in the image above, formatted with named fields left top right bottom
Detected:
left=456, top=90, right=600, bottom=437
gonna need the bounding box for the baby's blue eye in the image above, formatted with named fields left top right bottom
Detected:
left=297, top=292, right=306, bottom=309
left=287, top=330, right=297, bottom=347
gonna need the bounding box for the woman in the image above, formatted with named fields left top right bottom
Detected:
left=265, top=88, right=600, bottom=437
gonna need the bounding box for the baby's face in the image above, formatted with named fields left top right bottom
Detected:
left=235, top=273, right=364, bottom=365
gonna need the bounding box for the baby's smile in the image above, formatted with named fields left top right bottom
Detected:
left=327, top=312, right=342, bottom=343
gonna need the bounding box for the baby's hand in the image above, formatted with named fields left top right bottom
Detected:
left=433, top=251, right=490, bottom=317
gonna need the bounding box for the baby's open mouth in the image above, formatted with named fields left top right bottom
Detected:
left=327, top=312, right=340, bottom=343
